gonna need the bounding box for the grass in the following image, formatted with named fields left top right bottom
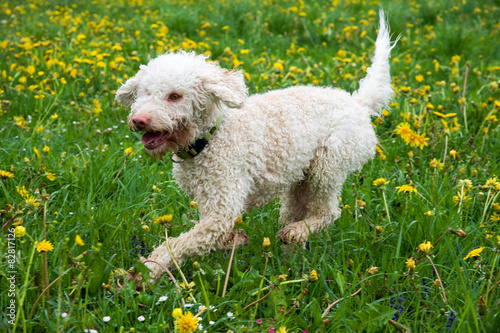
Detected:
left=1, top=0, right=500, bottom=332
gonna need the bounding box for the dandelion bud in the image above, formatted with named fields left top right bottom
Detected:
left=451, top=228, right=467, bottom=238
left=193, top=261, right=200, bottom=270
left=189, top=201, right=197, bottom=209
left=262, top=237, right=271, bottom=250
left=405, top=258, right=416, bottom=272
left=309, top=269, right=319, bottom=282
left=234, top=216, right=243, bottom=227
left=375, top=226, right=383, bottom=234
left=14, top=225, right=26, bottom=238
left=433, top=279, right=441, bottom=288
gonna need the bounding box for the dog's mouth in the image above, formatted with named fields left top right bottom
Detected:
left=141, top=131, right=170, bottom=150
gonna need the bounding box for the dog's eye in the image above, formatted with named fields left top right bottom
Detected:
left=168, top=93, right=181, bottom=101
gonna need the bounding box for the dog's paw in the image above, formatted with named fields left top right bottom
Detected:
left=278, top=222, right=309, bottom=245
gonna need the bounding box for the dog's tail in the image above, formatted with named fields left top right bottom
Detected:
left=352, top=10, right=399, bottom=115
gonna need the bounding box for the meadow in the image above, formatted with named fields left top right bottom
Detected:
left=1, top=0, right=500, bottom=332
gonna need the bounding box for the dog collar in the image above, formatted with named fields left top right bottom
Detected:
left=173, top=112, right=224, bottom=162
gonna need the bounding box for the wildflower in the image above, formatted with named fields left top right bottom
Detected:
left=25, top=195, right=40, bottom=209
left=424, top=210, right=434, bottom=217
left=234, top=215, right=243, bottom=227
left=396, top=184, right=417, bottom=194
left=154, top=214, right=172, bottom=224
left=453, top=191, right=471, bottom=206
left=418, top=241, right=433, bottom=254
left=257, top=319, right=263, bottom=324
left=449, top=149, right=458, bottom=159
left=277, top=274, right=288, bottom=281
left=172, top=308, right=183, bottom=318
left=429, top=158, right=444, bottom=170
left=405, top=258, right=416, bottom=271
left=227, top=312, right=235, bottom=318
left=309, top=269, right=319, bottom=282
left=278, top=327, right=288, bottom=333
left=51, top=114, right=59, bottom=120
left=46, top=173, right=57, bottom=181
left=415, top=74, right=424, bottom=82
left=43, top=145, right=50, bottom=153
left=482, top=177, right=500, bottom=191
left=157, top=295, right=168, bottom=303
left=372, top=178, right=389, bottom=187
left=33, top=147, right=40, bottom=158
left=142, top=225, right=150, bottom=232
left=14, top=226, right=26, bottom=238
left=190, top=201, right=197, bottom=209
left=75, top=235, right=85, bottom=246
left=395, top=122, right=413, bottom=139
left=463, top=247, right=485, bottom=260
left=262, top=237, right=271, bottom=250
left=36, top=239, right=55, bottom=252
left=124, top=147, right=134, bottom=155
left=0, top=170, right=14, bottom=179
left=457, top=179, right=473, bottom=193
left=273, top=62, right=284, bottom=70
left=366, top=267, right=379, bottom=275
left=152, top=185, right=161, bottom=192
left=375, top=226, right=383, bottom=234
left=103, top=316, right=111, bottom=322
left=138, top=315, right=145, bottom=322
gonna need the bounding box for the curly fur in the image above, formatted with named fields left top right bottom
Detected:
left=116, top=11, right=398, bottom=279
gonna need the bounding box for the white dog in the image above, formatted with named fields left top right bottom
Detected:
left=116, top=11, right=397, bottom=279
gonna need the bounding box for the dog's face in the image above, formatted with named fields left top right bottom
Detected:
left=116, top=51, right=248, bottom=158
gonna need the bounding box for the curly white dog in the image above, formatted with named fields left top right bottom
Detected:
left=116, top=11, right=398, bottom=279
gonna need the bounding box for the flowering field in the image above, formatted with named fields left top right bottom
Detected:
left=1, top=0, right=500, bottom=332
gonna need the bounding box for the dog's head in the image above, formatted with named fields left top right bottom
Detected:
left=115, top=51, right=248, bottom=158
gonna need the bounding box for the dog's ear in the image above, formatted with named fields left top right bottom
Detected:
left=204, top=68, right=248, bottom=108
left=115, top=66, right=146, bottom=108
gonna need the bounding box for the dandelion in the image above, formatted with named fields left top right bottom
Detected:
left=154, top=214, right=172, bottom=224
left=366, top=266, right=379, bottom=275
left=234, top=215, right=243, bottom=227
left=415, top=74, right=424, bottom=82
left=375, top=226, right=383, bottom=234
left=36, top=239, right=55, bottom=252
left=46, top=173, right=57, bottom=181
left=372, top=178, right=389, bottom=187
left=405, top=258, right=416, bottom=271
left=190, top=201, right=197, bottom=209
left=395, top=122, right=413, bottom=139
left=262, top=237, right=271, bottom=249
left=309, top=269, right=319, bottom=282
left=124, top=147, right=134, bottom=155
left=457, top=179, right=473, bottom=193
left=453, top=191, right=471, bottom=206
left=418, top=241, right=433, bottom=254
left=172, top=308, right=183, bottom=318
left=449, top=149, right=458, bottom=159
left=482, top=177, right=500, bottom=191
left=25, top=195, right=40, bottom=209
left=75, top=235, right=85, bottom=246
left=0, top=170, right=14, bottom=179
left=43, top=145, right=50, bottom=153
left=175, top=311, right=200, bottom=333
left=424, top=210, right=434, bottom=217
left=14, top=226, right=26, bottom=238
left=396, top=184, right=417, bottom=194
left=463, top=247, right=485, bottom=260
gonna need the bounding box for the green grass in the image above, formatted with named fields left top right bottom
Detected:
left=1, top=0, right=500, bottom=332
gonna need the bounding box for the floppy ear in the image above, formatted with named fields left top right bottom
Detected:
left=204, top=68, right=248, bottom=108
left=115, top=67, right=146, bottom=108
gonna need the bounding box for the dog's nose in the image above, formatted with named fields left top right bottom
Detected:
left=132, top=116, right=150, bottom=130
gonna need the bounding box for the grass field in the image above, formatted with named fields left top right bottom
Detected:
left=1, top=0, right=500, bottom=332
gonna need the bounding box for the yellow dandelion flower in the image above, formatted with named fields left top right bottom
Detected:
left=309, top=269, right=319, bottom=282
left=154, top=214, right=173, bottom=224
left=273, top=62, right=284, bottom=70
left=278, top=327, right=288, bottom=333
left=375, top=226, right=383, bottom=234
left=25, top=195, right=40, bottom=209
left=396, top=184, right=417, bottom=194
left=43, top=145, right=50, bottom=153
left=457, top=179, right=473, bottom=193
left=75, top=235, right=85, bottom=246
left=449, top=149, right=458, bottom=159
left=14, top=226, right=26, bottom=238
left=172, top=308, right=183, bottom=319
left=0, top=170, right=14, bottom=179
left=124, top=147, right=134, bottom=155
left=372, top=178, right=389, bottom=187
left=46, top=173, right=56, bottom=181
left=414, top=133, right=430, bottom=149
left=415, top=74, right=424, bottom=82
left=395, top=122, right=413, bottom=139
left=262, top=237, right=271, bottom=249
left=366, top=266, right=379, bottom=275
left=234, top=215, right=243, bottom=227
left=418, top=241, right=433, bottom=254
left=142, top=225, right=150, bottom=232
left=482, top=177, right=500, bottom=191
left=405, top=258, right=416, bottom=271
left=36, top=239, right=54, bottom=252
left=174, top=311, right=199, bottom=333
left=463, top=247, right=485, bottom=260
left=16, top=185, right=29, bottom=198
left=189, top=201, right=197, bottom=209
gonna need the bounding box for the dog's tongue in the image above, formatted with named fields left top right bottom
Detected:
left=141, top=132, right=164, bottom=146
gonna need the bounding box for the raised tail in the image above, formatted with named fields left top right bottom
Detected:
left=352, top=10, right=399, bottom=115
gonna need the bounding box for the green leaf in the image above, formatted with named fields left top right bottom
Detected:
left=351, top=303, right=395, bottom=333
